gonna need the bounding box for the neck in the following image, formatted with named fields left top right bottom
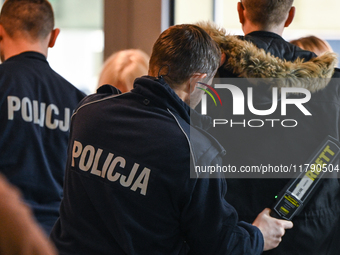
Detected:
left=148, top=70, right=192, bottom=106
left=242, top=23, right=285, bottom=36
left=2, top=38, right=48, bottom=61
left=173, top=86, right=190, bottom=105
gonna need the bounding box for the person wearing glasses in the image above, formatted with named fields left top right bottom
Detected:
left=50, top=24, right=292, bottom=255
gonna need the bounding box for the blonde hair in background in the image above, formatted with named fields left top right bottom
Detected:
left=290, top=36, right=333, bottom=56
left=98, top=49, right=150, bottom=93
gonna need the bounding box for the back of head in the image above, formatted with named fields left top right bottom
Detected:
left=290, top=36, right=333, bottom=56
left=0, top=0, right=54, bottom=41
left=149, top=24, right=221, bottom=88
left=242, top=0, right=294, bottom=27
left=98, top=49, right=149, bottom=93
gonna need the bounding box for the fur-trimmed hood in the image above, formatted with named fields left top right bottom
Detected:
left=197, top=21, right=338, bottom=93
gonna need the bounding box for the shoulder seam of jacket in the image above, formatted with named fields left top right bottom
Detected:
left=167, top=108, right=198, bottom=178
left=71, top=93, right=127, bottom=119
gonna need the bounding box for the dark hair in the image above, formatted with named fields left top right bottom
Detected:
left=242, top=0, right=294, bottom=27
left=149, top=24, right=221, bottom=87
left=0, top=0, right=54, bottom=40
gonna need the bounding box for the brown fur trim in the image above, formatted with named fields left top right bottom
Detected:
left=196, top=21, right=337, bottom=93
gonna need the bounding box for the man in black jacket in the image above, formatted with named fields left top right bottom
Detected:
left=0, top=0, right=85, bottom=234
left=198, top=0, right=340, bottom=254
left=50, top=24, right=292, bottom=255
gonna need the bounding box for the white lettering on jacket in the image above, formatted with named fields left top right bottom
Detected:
left=7, top=96, right=70, bottom=132
left=71, top=140, right=151, bottom=196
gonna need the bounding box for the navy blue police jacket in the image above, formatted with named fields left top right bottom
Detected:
left=0, top=52, right=86, bottom=233
left=50, top=76, right=264, bottom=254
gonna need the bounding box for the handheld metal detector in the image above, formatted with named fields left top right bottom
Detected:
left=270, top=136, right=340, bottom=220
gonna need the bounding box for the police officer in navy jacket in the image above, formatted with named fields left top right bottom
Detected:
left=0, top=0, right=85, bottom=234
left=51, top=24, right=292, bottom=255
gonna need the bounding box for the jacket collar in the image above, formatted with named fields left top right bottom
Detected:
left=132, top=76, right=191, bottom=123
left=5, top=51, right=47, bottom=63
left=245, top=30, right=284, bottom=40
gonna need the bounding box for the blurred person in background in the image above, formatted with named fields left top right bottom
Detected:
left=0, top=174, right=57, bottom=255
left=97, top=49, right=149, bottom=93
left=290, top=35, right=333, bottom=56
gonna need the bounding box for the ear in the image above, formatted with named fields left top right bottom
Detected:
left=284, top=6, right=295, bottom=28
left=48, top=28, right=60, bottom=48
left=220, top=53, right=226, bottom=67
left=237, top=2, right=245, bottom=24
left=0, top=24, right=6, bottom=41
left=189, top=73, right=207, bottom=93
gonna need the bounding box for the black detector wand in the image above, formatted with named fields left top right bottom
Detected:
left=271, top=136, right=340, bottom=220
